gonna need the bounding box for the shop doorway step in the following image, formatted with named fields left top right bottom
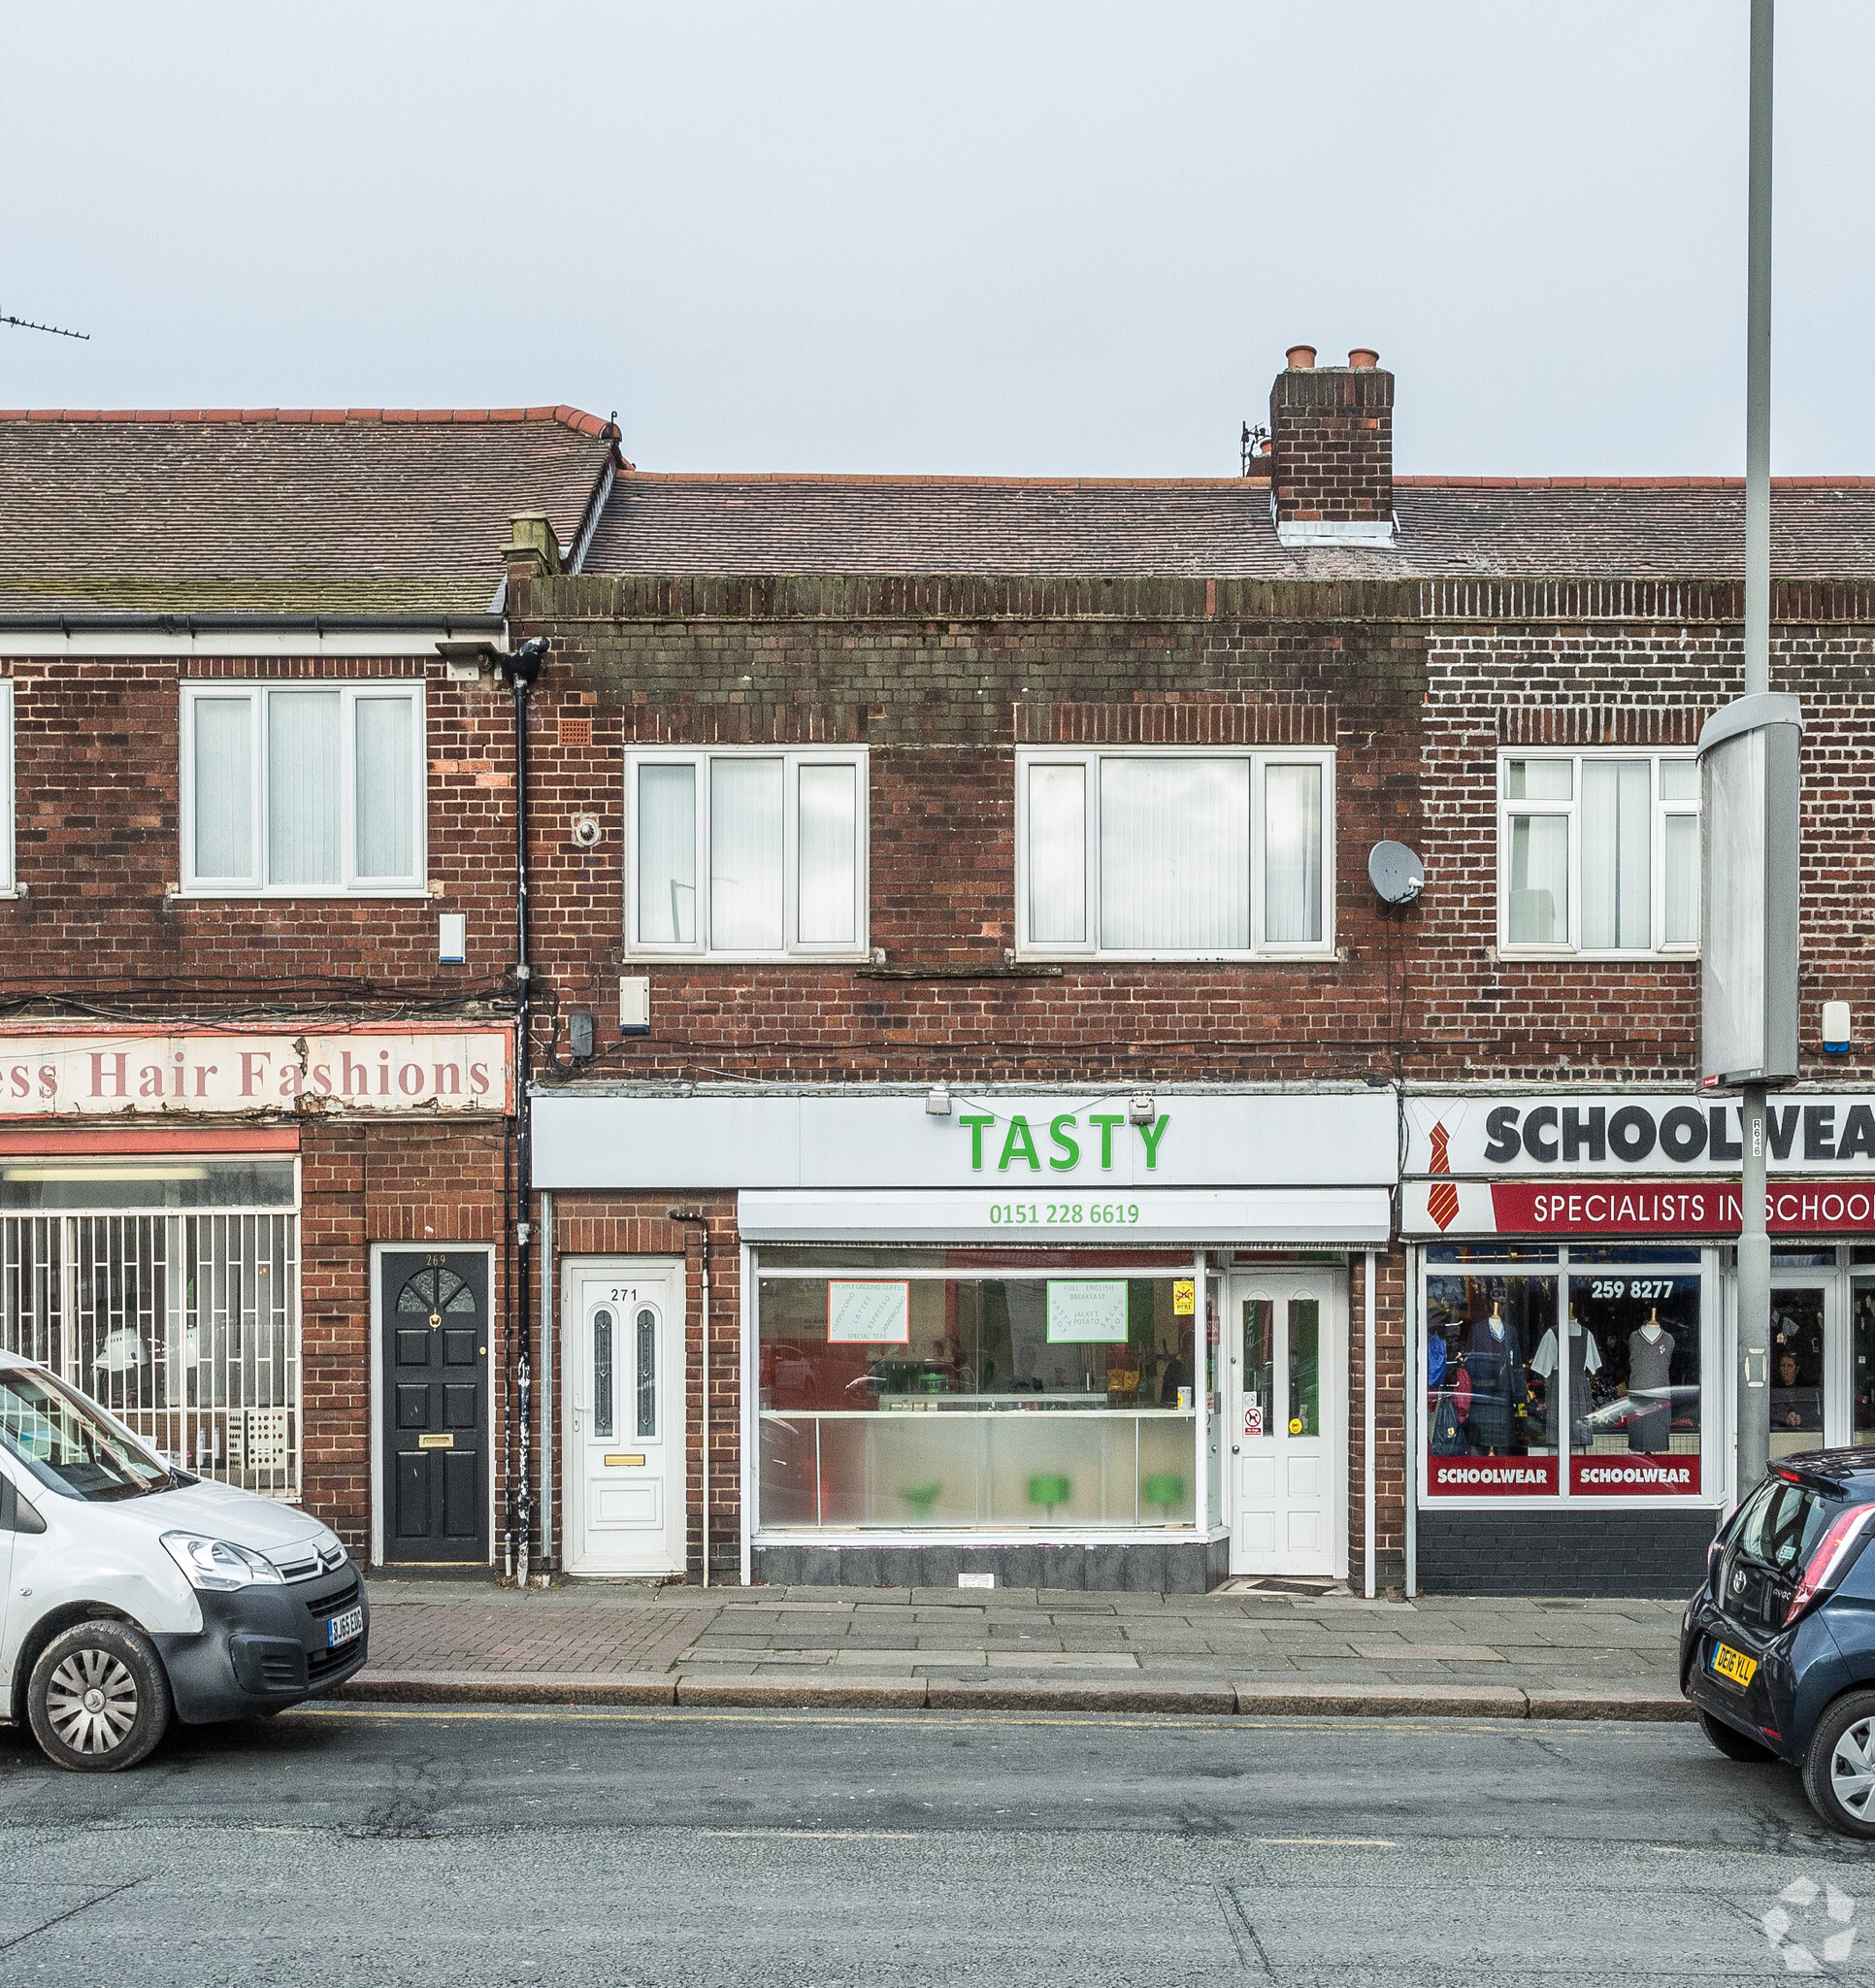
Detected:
left=1215, top=1575, right=1352, bottom=1600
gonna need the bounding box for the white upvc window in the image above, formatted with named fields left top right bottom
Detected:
left=1497, top=749, right=1699, bottom=958
left=0, top=679, right=14, bottom=894
left=1014, top=746, right=1335, bottom=960
left=180, top=682, right=426, bottom=896
left=626, top=747, right=870, bottom=959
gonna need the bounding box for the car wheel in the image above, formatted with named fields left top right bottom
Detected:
left=27, top=1621, right=172, bottom=1773
left=1802, top=1690, right=1875, bottom=1839
left=1700, top=1709, right=1778, bottom=1763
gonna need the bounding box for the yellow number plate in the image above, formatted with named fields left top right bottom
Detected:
left=1711, top=1642, right=1758, bottom=1688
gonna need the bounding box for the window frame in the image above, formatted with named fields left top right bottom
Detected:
left=1496, top=747, right=1699, bottom=961
left=623, top=746, right=871, bottom=962
left=178, top=680, right=428, bottom=899
left=1012, top=745, right=1336, bottom=962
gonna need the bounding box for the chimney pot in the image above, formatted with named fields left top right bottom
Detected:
left=1285, top=345, right=1317, bottom=371
left=1349, top=348, right=1380, bottom=370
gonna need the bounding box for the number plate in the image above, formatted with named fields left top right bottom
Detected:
left=1710, top=1641, right=1758, bottom=1689
left=327, top=1606, right=365, bottom=1649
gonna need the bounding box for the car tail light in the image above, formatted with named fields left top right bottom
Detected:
left=1786, top=1503, right=1875, bottom=1625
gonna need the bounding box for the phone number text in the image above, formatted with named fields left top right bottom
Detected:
left=988, top=1202, right=1142, bottom=1227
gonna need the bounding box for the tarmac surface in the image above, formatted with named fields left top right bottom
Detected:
left=5, top=1702, right=1874, bottom=1985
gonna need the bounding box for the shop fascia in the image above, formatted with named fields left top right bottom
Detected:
left=0, top=1025, right=514, bottom=1117
left=1401, top=1089, right=1875, bottom=1240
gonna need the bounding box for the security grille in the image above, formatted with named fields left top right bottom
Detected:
left=0, top=1211, right=299, bottom=1497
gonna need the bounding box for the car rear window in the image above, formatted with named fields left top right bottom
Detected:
left=1735, top=1475, right=1841, bottom=1574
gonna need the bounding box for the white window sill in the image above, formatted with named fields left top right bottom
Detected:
left=624, top=948, right=874, bottom=965
left=1012, top=948, right=1339, bottom=966
left=172, top=888, right=433, bottom=903
left=1497, top=946, right=1701, bottom=964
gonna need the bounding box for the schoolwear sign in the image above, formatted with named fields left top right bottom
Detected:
left=0, top=1029, right=513, bottom=1117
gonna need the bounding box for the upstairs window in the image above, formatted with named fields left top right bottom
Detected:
left=1498, top=750, right=1698, bottom=957
left=181, top=683, right=426, bottom=895
left=627, top=748, right=869, bottom=959
left=1015, top=747, right=1334, bottom=959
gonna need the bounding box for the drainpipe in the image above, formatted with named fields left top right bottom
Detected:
left=495, top=635, right=549, bottom=1588
left=669, top=1207, right=711, bottom=1586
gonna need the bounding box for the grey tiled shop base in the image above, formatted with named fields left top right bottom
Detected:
left=753, top=1538, right=1232, bottom=1593
left=1416, top=1509, right=1720, bottom=1597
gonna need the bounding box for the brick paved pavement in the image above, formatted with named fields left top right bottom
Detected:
left=352, top=1577, right=1689, bottom=1715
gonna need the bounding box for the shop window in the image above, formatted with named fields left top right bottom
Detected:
left=181, top=682, right=425, bottom=896
left=755, top=1268, right=1199, bottom=1533
left=1425, top=1256, right=1706, bottom=1499
left=1497, top=751, right=1698, bottom=957
left=1014, top=748, right=1334, bottom=960
left=626, top=748, right=868, bottom=959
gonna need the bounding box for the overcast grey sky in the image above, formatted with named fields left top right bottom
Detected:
left=4, top=1, right=1870, bottom=477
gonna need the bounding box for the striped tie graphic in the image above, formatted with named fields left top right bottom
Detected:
left=1426, top=1121, right=1460, bottom=1232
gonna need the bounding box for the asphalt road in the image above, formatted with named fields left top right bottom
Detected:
left=5, top=1705, right=1875, bottom=1986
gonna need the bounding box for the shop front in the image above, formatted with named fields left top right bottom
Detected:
left=1402, top=1090, right=1875, bottom=1597
left=0, top=1024, right=513, bottom=1564
left=533, top=1086, right=1395, bottom=1592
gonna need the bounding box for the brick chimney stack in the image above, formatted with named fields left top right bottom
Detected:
left=1268, top=346, right=1396, bottom=547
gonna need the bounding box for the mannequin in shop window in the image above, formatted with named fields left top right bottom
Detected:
left=1529, top=1306, right=1601, bottom=1447
left=1464, top=1302, right=1528, bottom=1455
left=1627, top=1308, right=1674, bottom=1453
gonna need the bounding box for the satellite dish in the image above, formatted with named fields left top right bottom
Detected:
left=1367, top=841, right=1425, bottom=906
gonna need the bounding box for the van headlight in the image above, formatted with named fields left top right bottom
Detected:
left=161, top=1533, right=286, bottom=1592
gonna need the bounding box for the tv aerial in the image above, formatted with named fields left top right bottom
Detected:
left=2, top=310, right=88, bottom=341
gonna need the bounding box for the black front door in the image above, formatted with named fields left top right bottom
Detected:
left=381, top=1251, right=488, bottom=1563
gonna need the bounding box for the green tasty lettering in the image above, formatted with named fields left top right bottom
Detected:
left=1088, top=1113, right=1123, bottom=1169
left=999, top=1115, right=1040, bottom=1171
left=960, top=1114, right=995, bottom=1169
left=1048, top=1114, right=1080, bottom=1171
left=1137, top=1114, right=1169, bottom=1170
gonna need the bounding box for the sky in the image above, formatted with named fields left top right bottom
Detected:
left=3, top=1, right=1871, bottom=478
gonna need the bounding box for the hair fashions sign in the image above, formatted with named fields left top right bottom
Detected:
left=0, top=1028, right=513, bottom=1118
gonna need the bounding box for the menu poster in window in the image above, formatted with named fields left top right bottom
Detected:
left=1046, top=1279, right=1129, bottom=1343
left=827, top=1280, right=911, bottom=1344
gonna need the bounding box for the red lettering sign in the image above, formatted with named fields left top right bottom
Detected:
left=1489, top=1182, right=1875, bottom=1237
left=1427, top=1455, right=1559, bottom=1496
left=1569, top=1454, right=1699, bottom=1496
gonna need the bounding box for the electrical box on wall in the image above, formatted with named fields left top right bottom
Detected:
left=620, top=977, right=650, bottom=1034
left=1824, top=1001, right=1853, bottom=1054
left=438, top=913, right=467, bottom=965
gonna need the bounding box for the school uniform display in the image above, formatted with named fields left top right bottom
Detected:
left=1627, top=1319, right=1674, bottom=1454
left=1463, top=1309, right=1527, bottom=1455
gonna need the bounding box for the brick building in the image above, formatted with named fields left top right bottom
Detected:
left=0, top=405, right=619, bottom=1574
left=507, top=348, right=1875, bottom=1599
left=8, top=359, right=1875, bottom=1600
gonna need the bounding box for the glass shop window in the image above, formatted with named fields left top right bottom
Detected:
left=1425, top=1273, right=1558, bottom=1493
left=1567, top=1271, right=1702, bottom=1493
left=756, top=1270, right=1199, bottom=1533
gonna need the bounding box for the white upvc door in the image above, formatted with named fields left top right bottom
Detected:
left=563, top=1258, right=687, bottom=1577
left=1225, top=1271, right=1347, bottom=1578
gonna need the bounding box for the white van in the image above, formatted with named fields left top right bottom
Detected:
left=0, top=1347, right=368, bottom=1771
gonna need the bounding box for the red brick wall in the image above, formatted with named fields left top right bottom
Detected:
left=1269, top=365, right=1394, bottom=525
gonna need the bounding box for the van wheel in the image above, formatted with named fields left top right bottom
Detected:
left=28, top=1621, right=172, bottom=1773
left=1700, top=1709, right=1778, bottom=1762
left=1802, top=1691, right=1875, bottom=1838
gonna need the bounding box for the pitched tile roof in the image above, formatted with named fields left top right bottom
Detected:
left=583, top=470, right=1875, bottom=581
left=0, top=408, right=621, bottom=618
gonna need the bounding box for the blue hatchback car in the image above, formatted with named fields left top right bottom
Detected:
left=1682, top=1450, right=1875, bottom=1836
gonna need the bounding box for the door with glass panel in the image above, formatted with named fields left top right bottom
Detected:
left=564, top=1260, right=686, bottom=1576
left=1226, top=1274, right=1344, bottom=1576
left=1769, top=1275, right=1838, bottom=1461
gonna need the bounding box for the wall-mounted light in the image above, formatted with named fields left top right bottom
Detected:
left=926, top=1084, right=953, bottom=1116
left=1128, top=1095, right=1156, bottom=1126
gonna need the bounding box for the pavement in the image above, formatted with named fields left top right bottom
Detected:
left=348, top=1575, right=1691, bottom=1718
left=4, top=1700, right=1864, bottom=1985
